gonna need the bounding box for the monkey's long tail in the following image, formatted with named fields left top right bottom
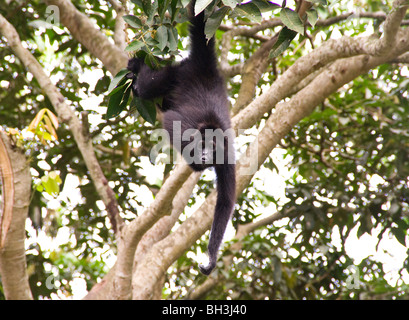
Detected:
left=199, top=163, right=236, bottom=275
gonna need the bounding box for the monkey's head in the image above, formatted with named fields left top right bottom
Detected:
left=183, top=124, right=233, bottom=172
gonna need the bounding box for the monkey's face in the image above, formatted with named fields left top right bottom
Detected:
left=183, top=130, right=230, bottom=171
left=185, top=134, right=216, bottom=171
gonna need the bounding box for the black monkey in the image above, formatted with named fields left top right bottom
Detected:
left=127, top=6, right=236, bottom=275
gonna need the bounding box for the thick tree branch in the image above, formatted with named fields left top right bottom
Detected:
left=0, top=13, right=123, bottom=234
left=366, top=0, right=409, bottom=56
left=132, top=172, right=201, bottom=299
left=112, top=164, right=192, bottom=299
left=44, top=0, right=128, bottom=75
left=0, top=131, right=33, bottom=300
left=111, top=0, right=128, bottom=51
left=390, top=51, right=409, bottom=64
left=133, top=172, right=201, bottom=271
left=0, top=132, right=14, bottom=249
left=132, top=189, right=217, bottom=299
left=232, top=34, right=279, bottom=115
left=130, top=21, right=409, bottom=298
left=83, top=170, right=200, bottom=300
left=232, top=1, right=409, bottom=133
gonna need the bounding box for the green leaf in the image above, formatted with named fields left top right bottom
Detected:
left=126, top=40, right=146, bottom=52
left=36, top=183, right=44, bottom=192
left=205, top=6, right=230, bottom=39
left=106, top=82, right=131, bottom=119
left=142, top=0, right=157, bottom=26
left=391, top=227, right=407, bottom=246
left=144, top=53, right=160, bottom=70
left=306, top=9, right=319, bottom=27
left=194, top=0, right=213, bottom=15
left=222, top=0, right=238, bottom=9
left=119, top=85, right=132, bottom=113
left=106, top=90, right=124, bottom=119
left=171, top=1, right=182, bottom=22
left=132, top=96, right=157, bottom=124
left=107, top=68, right=129, bottom=93
left=94, top=75, right=110, bottom=94
left=280, top=8, right=304, bottom=34
left=158, top=0, right=172, bottom=20
left=107, top=80, right=131, bottom=97
left=167, top=27, right=178, bottom=52
left=234, top=2, right=262, bottom=23
left=130, top=0, right=143, bottom=7
left=252, top=0, right=281, bottom=12
left=123, top=15, right=142, bottom=28
left=141, top=0, right=152, bottom=16
left=269, top=27, right=297, bottom=58
left=41, top=174, right=60, bottom=196
left=49, top=171, right=62, bottom=184
left=155, top=25, right=168, bottom=51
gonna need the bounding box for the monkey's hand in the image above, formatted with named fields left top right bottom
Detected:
left=127, top=58, right=144, bottom=97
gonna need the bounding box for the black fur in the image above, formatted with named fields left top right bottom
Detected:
left=127, top=8, right=236, bottom=275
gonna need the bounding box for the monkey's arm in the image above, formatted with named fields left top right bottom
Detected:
left=127, top=58, right=177, bottom=100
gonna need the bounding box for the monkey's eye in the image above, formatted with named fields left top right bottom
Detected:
left=201, top=138, right=216, bottom=150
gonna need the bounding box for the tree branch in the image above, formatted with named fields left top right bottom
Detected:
left=390, top=51, right=409, bottom=64
left=132, top=189, right=217, bottom=299
left=0, top=131, right=33, bottom=300
left=83, top=169, right=199, bottom=300
left=219, top=19, right=281, bottom=76
left=111, top=0, right=128, bottom=51
left=0, top=13, right=123, bottom=234
left=44, top=0, right=128, bottom=75
left=133, top=172, right=201, bottom=271
left=188, top=207, right=300, bottom=299
left=129, top=21, right=409, bottom=298
left=113, top=164, right=192, bottom=299
left=0, top=132, right=14, bottom=249
left=232, top=34, right=279, bottom=115
left=132, top=172, right=201, bottom=298
left=232, top=1, right=409, bottom=133
left=365, top=0, right=409, bottom=56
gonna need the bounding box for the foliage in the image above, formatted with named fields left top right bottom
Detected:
left=0, top=0, right=408, bottom=300
left=106, top=0, right=321, bottom=123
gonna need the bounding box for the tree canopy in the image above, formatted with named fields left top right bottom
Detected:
left=0, top=0, right=408, bottom=300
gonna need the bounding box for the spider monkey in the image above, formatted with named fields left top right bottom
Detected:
left=127, top=3, right=236, bottom=275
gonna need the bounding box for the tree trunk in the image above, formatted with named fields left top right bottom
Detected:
left=0, top=131, right=33, bottom=300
